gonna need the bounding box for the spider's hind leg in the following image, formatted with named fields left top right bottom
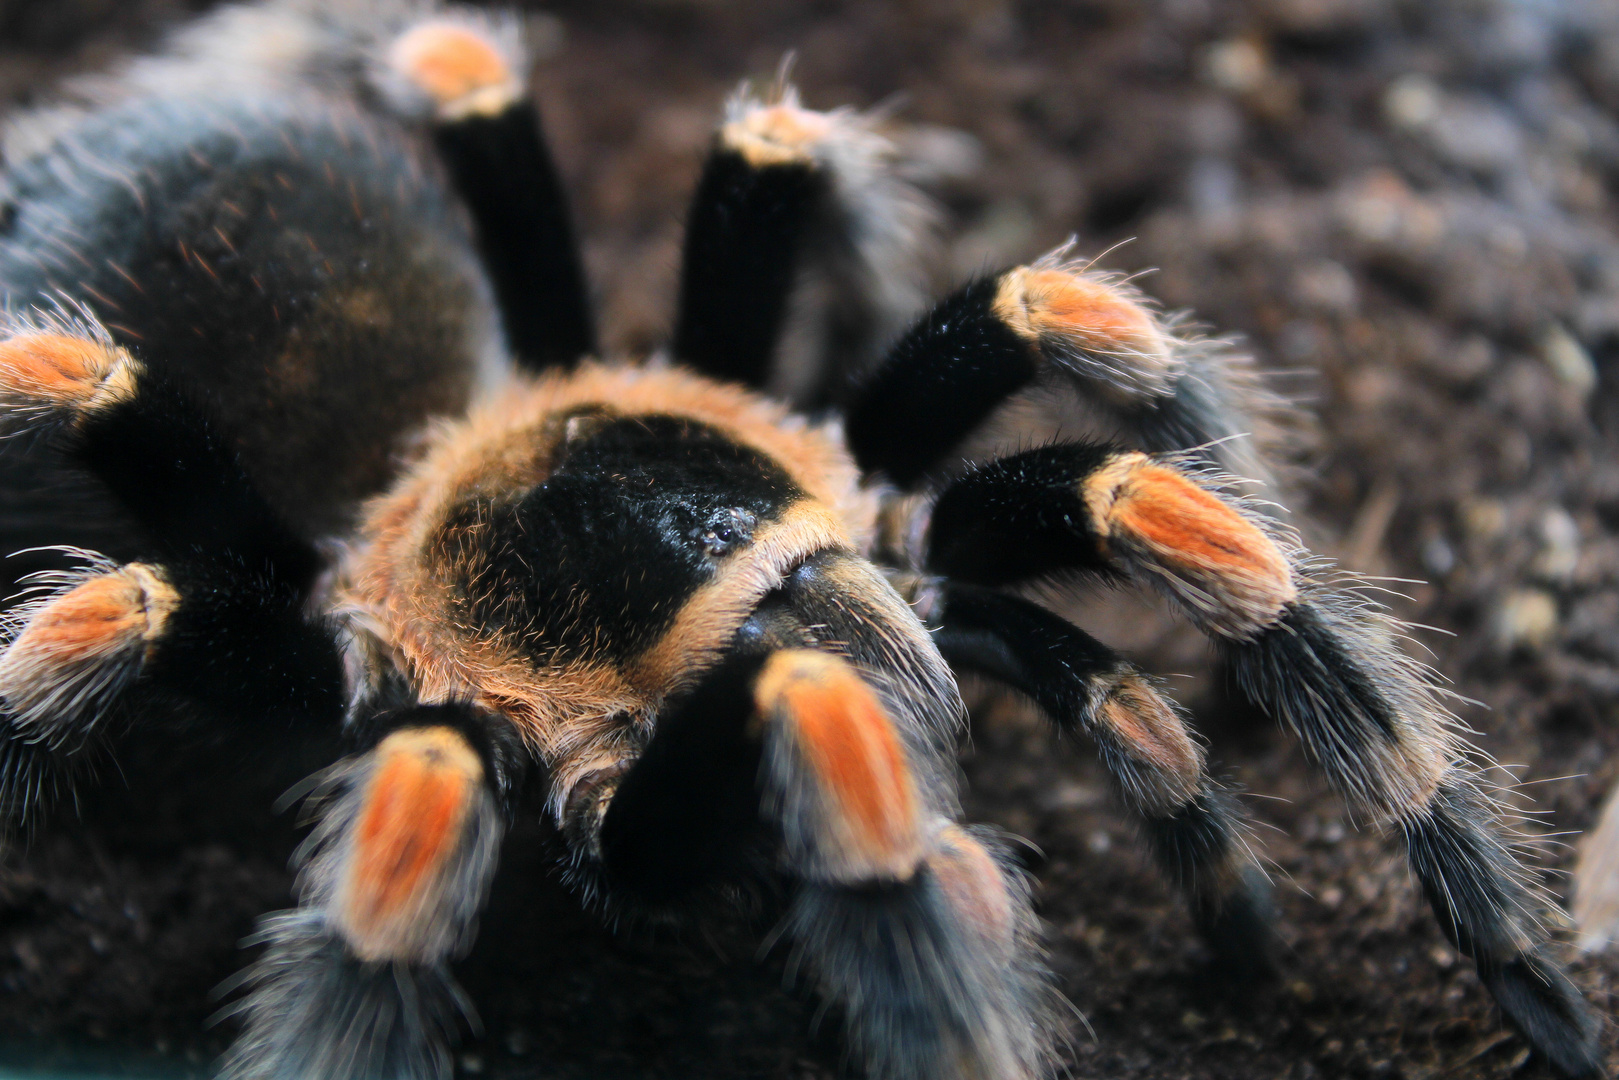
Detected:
left=382, top=12, right=595, bottom=369
left=674, top=84, right=934, bottom=406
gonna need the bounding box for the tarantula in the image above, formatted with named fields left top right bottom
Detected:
left=0, top=2, right=1601, bottom=1077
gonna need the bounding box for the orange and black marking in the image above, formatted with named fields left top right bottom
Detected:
left=756, top=649, right=923, bottom=882
left=409, top=16, right=597, bottom=369
left=340, top=364, right=878, bottom=815
left=335, top=726, right=485, bottom=962
left=719, top=96, right=834, bottom=170
left=1095, top=673, right=1205, bottom=815
left=927, top=442, right=1295, bottom=636
left=993, top=265, right=1173, bottom=389
left=388, top=20, right=520, bottom=120
left=1082, top=451, right=1295, bottom=632
left=846, top=259, right=1184, bottom=487
left=674, top=94, right=833, bottom=387
left=0, top=330, right=138, bottom=419
left=0, top=562, right=178, bottom=731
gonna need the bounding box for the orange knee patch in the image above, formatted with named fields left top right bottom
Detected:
left=929, top=826, right=1014, bottom=952
left=339, top=727, right=483, bottom=960
left=756, top=650, right=922, bottom=880
left=5, top=564, right=174, bottom=666
left=389, top=21, right=520, bottom=119
left=1099, top=674, right=1204, bottom=813
left=1084, top=453, right=1296, bottom=633
left=722, top=99, right=836, bottom=169
left=994, top=267, right=1174, bottom=388
left=0, top=564, right=176, bottom=726
left=0, top=332, right=136, bottom=414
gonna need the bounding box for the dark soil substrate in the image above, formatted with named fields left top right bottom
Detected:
left=0, top=0, right=1617, bottom=1077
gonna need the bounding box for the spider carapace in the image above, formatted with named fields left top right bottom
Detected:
left=0, top=2, right=1601, bottom=1077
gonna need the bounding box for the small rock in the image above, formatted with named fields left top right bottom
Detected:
left=1205, top=39, right=1267, bottom=95
left=1293, top=259, right=1358, bottom=314
left=1531, top=507, right=1580, bottom=584
left=1493, top=588, right=1559, bottom=652
left=1460, top=497, right=1506, bottom=541
left=1383, top=74, right=1440, bottom=130
left=1429, top=97, right=1525, bottom=174
left=1421, top=535, right=1455, bottom=576
left=1539, top=323, right=1596, bottom=398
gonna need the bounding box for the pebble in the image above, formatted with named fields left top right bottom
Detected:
left=1539, top=322, right=1597, bottom=397
left=1493, top=588, right=1559, bottom=652
left=1383, top=74, right=1440, bottom=130
left=1531, top=506, right=1580, bottom=583
left=1205, top=39, right=1267, bottom=95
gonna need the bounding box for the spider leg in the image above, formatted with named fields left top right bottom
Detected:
left=577, top=646, right=1056, bottom=1080
left=220, top=703, right=521, bottom=1080
left=845, top=253, right=1281, bottom=489
left=0, top=326, right=344, bottom=821
left=674, top=85, right=932, bottom=407
left=920, top=581, right=1275, bottom=978
left=384, top=16, right=595, bottom=370
left=916, top=445, right=1603, bottom=1077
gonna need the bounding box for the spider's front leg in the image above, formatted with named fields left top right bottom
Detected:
left=220, top=701, right=523, bottom=1080
left=573, top=638, right=1055, bottom=1080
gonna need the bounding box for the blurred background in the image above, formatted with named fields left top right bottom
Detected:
left=0, top=0, right=1616, bottom=1076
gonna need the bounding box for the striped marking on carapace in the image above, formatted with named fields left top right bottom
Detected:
left=340, top=726, right=483, bottom=956
left=756, top=649, right=922, bottom=881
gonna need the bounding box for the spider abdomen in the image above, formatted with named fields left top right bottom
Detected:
left=0, top=93, right=504, bottom=543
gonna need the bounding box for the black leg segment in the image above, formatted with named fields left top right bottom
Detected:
left=924, top=582, right=1275, bottom=976
left=673, top=145, right=826, bottom=388
left=846, top=276, right=1039, bottom=487
left=435, top=101, right=596, bottom=369
left=925, top=441, right=1118, bottom=586
left=596, top=651, right=770, bottom=904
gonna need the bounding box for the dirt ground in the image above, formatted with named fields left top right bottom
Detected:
left=0, top=0, right=1616, bottom=1077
